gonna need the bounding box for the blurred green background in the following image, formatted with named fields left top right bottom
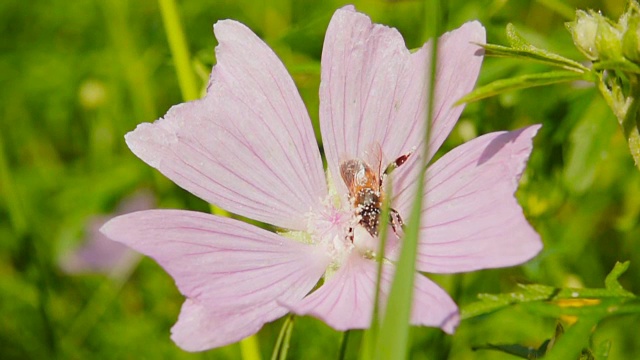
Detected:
left=1, top=0, right=638, bottom=358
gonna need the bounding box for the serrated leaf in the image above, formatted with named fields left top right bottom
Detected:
left=457, top=71, right=588, bottom=104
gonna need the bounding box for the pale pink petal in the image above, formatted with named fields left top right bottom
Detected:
left=100, top=210, right=330, bottom=351
left=171, top=299, right=279, bottom=352
left=392, top=126, right=543, bottom=273
left=126, top=20, right=326, bottom=231
left=284, top=254, right=458, bottom=332
left=319, top=6, right=485, bottom=195
left=426, top=20, right=486, bottom=161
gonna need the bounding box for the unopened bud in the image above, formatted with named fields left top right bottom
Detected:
left=622, top=1, right=640, bottom=62
left=567, top=10, right=600, bottom=60
left=595, top=15, right=623, bottom=61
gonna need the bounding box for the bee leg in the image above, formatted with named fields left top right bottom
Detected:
left=389, top=208, right=404, bottom=235
left=346, top=226, right=354, bottom=243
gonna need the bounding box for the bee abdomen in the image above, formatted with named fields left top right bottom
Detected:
left=356, top=188, right=381, bottom=237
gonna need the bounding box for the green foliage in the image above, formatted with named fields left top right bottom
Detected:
left=2, top=0, right=640, bottom=359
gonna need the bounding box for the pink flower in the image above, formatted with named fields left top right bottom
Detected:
left=101, top=6, right=542, bottom=352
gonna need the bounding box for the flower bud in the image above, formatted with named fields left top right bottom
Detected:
left=567, top=10, right=600, bottom=60
left=622, top=1, right=640, bottom=62
left=594, top=15, right=623, bottom=61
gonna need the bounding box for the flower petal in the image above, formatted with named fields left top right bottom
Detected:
left=171, top=299, right=279, bottom=352
left=393, top=126, right=543, bottom=273
left=126, top=20, right=326, bottom=231
left=426, top=20, right=486, bottom=161
left=101, top=210, right=330, bottom=351
left=284, top=253, right=458, bottom=332
left=319, top=6, right=485, bottom=195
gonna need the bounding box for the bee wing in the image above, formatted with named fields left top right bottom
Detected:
left=362, top=142, right=384, bottom=178
left=339, top=159, right=364, bottom=195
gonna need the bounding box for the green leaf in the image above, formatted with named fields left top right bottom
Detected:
left=479, top=24, right=590, bottom=72
left=462, top=262, right=634, bottom=320
left=544, top=316, right=602, bottom=360
left=473, top=323, right=564, bottom=359
left=604, top=261, right=631, bottom=292
left=457, top=71, right=589, bottom=104
left=593, top=339, right=611, bottom=359
left=461, top=284, right=555, bottom=320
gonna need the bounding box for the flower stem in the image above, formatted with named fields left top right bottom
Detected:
left=338, top=330, right=351, bottom=360
left=240, top=333, right=263, bottom=360
left=157, top=0, right=199, bottom=101
left=271, top=314, right=295, bottom=360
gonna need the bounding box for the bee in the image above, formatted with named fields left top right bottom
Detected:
left=340, top=148, right=413, bottom=240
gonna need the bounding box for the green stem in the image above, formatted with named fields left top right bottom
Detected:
left=240, top=334, right=263, bottom=360
left=376, top=1, right=440, bottom=358
left=271, top=315, right=295, bottom=360
left=158, top=0, right=200, bottom=101
left=338, top=330, right=351, bottom=360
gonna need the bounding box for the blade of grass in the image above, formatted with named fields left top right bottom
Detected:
left=240, top=333, right=263, bottom=360
left=338, top=330, right=351, bottom=360
left=158, top=0, right=199, bottom=101
left=375, top=1, right=440, bottom=359
left=359, top=177, right=393, bottom=360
